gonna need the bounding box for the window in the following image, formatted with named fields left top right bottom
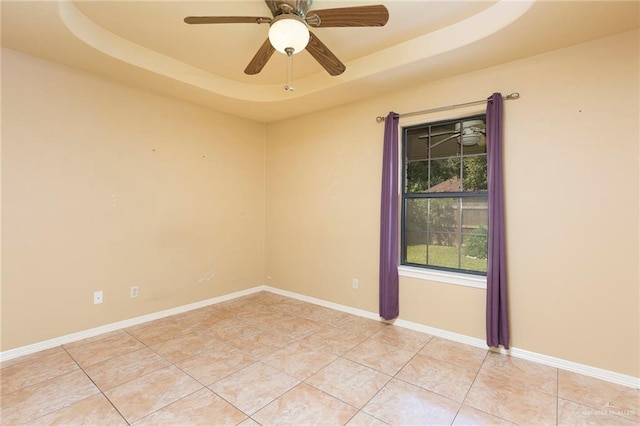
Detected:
left=401, top=115, right=488, bottom=275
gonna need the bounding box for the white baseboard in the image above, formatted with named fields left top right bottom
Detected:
left=263, top=286, right=639, bottom=390
left=0, top=286, right=265, bottom=363
left=2, top=284, right=638, bottom=390
left=490, top=346, right=640, bottom=390
left=264, top=286, right=381, bottom=321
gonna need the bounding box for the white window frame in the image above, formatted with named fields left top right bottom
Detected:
left=397, top=108, right=488, bottom=290
left=398, top=265, right=487, bottom=289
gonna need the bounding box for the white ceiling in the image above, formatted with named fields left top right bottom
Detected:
left=2, top=1, right=638, bottom=122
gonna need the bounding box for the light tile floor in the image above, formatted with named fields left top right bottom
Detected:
left=1, top=291, right=638, bottom=425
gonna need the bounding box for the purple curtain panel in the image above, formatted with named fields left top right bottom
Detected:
left=379, top=112, right=400, bottom=320
left=486, top=93, right=510, bottom=349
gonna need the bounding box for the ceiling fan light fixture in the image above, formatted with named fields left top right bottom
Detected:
left=460, top=133, right=485, bottom=146
left=456, top=120, right=486, bottom=146
left=268, top=15, right=309, bottom=55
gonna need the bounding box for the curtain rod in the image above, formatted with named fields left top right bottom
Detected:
left=375, top=92, right=520, bottom=122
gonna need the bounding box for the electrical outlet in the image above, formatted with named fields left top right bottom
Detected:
left=94, top=291, right=103, bottom=304
left=352, top=278, right=359, bottom=289
left=130, top=286, right=139, bottom=298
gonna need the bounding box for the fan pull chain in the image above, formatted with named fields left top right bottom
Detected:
left=284, top=47, right=295, bottom=92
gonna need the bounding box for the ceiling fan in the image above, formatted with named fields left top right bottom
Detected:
left=419, top=120, right=487, bottom=149
left=184, top=0, right=389, bottom=76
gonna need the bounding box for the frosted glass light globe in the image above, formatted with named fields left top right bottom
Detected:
left=268, top=15, right=309, bottom=55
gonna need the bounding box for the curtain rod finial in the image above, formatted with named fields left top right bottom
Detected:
left=376, top=116, right=385, bottom=122
left=506, top=92, right=520, bottom=100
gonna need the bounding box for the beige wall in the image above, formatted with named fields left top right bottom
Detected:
left=1, top=49, right=266, bottom=350
left=266, top=30, right=639, bottom=377
left=2, top=30, right=638, bottom=378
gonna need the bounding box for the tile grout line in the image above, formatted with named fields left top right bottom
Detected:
left=451, top=348, right=491, bottom=424
left=244, top=318, right=389, bottom=424
left=60, top=344, right=131, bottom=425
left=300, top=354, right=389, bottom=426
left=112, top=318, right=280, bottom=423
left=337, top=329, right=431, bottom=425
left=64, top=327, right=214, bottom=425
left=126, top=320, right=267, bottom=424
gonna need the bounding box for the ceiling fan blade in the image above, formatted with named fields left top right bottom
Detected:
left=264, top=0, right=281, bottom=17
left=418, top=131, right=459, bottom=139
left=184, top=16, right=271, bottom=25
left=244, top=38, right=276, bottom=75
left=306, top=32, right=346, bottom=76
left=306, top=5, right=389, bottom=27
left=430, top=134, right=460, bottom=149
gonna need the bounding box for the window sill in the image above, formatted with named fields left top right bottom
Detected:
left=398, top=265, right=487, bottom=289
